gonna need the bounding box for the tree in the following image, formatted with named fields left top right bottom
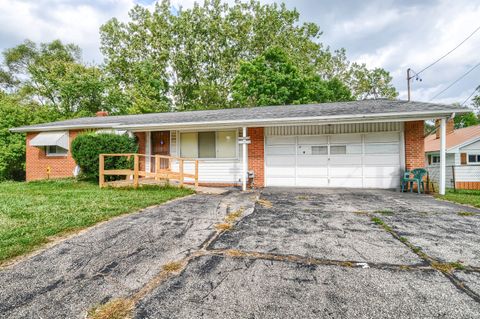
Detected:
left=454, top=112, right=480, bottom=129
left=0, top=93, right=60, bottom=180
left=232, top=47, right=352, bottom=107
left=0, top=40, right=121, bottom=117
left=100, top=0, right=397, bottom=111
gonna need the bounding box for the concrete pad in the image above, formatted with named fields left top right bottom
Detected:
left=456, top=272, right=480, bottom=296
left=0, top=191, right=255, bottom=319
left=378, top=211, right=480, bottom=267
left=213, top=191, right=422, bottom=265
left=135, top=255, right=480, bottom=319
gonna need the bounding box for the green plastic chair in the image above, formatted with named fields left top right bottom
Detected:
left=410, top=168, right=427, bottom=194
left=401, top=171, right=416, bottom=192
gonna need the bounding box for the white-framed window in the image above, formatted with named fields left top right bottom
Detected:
left=45, top=145, right=68, bottom=156
left=180, top=130, right=237, bottom=159
left=431, top=155, right=440, bottom=164
left=467, top=154, right=480, bottom=164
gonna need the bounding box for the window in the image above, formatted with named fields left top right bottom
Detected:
left=311, top=146, right=328, bottom=155
left=330, top=145, right=347, bottom=155
left=468, top=154, right=480, bottom=164
left=180, top=131, right=237, bottom=159
left=431, top=155, right=440, bottom=164
left=46, top=145, right=68, bottom=156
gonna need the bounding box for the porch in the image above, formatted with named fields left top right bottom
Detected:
left=99, top=153, right=199, bottom=189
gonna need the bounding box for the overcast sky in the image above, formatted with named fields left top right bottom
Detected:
left=1, top=0, right=479, bottom=106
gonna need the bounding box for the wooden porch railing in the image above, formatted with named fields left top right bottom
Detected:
left=99, top=153, right=199, bottom=189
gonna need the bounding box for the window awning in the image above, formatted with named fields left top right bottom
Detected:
left=29, top=131, right=69, bottom=150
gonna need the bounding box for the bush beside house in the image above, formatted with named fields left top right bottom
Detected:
left=71, top=133, right=138, bottom=180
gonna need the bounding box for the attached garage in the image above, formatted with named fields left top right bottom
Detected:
left=265, top=124, right=404, bottom=189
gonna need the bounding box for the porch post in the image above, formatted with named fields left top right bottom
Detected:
left=242, top=127, right=248, bottom=191
left=439, top=118, right=446, bottom=195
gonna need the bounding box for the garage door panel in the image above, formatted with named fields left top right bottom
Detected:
left=296, top=167, right=328, bottom=177
left=266, top=166, right=295, bottom=177
left=329, top=166, right=362, bottom=177
left=297, top=155, right=328, bottom=166
left=296, top=177, right=329, bottom=187
left=266, top=156, right=296, bottom=166
left=365, top=132, right=399, bottom=143
left=329, top=155, right=362, bottom=165
left=297, top=136, right=328, bottom=144
left=330, top=178, right=363, bottom=188
left=267, top=177, right=296, bottom=186
left=266, top=146, right=296, bottom=155
left=364, top=155, right=400, bottom=166
left=330, top=134, right=362, bottom=144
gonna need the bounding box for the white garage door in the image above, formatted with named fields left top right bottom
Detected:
left=265, top=132, right=401, bottom=188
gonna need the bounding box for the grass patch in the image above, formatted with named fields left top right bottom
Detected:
left=430, top=261, right=465, bottom=274
left=162, top=261, right=184, bottom=273
left=224, top=208, right=244, bottom=223
left=438, top=189, right=480, bottom=208
left=214, top=222, right=233, bottom=231
left=257, top=199, right=273, bottom=208
left=374, top=210, right=394, bottom=215
left=87, top=298, right=134, bottom=319
left=370, top=217, right=392, bottom=232
left=457, top=212, right=476, bottom=217
left=0, top=179, right=192, bottom=264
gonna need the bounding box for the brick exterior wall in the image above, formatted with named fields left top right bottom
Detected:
left=26, top=130, right=81, bottom=181
left=404, top=120, right=425, bottom=170
left=248, top=127, right=265, bottom=188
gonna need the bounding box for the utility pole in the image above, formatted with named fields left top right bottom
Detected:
left=406, top=68, right=421, bottom=101
left=407, top=68, right=411, bottom=101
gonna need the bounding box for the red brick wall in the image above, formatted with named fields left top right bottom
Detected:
left=404, top=121, right=425, bottom=170
left=26, top=130, right=81, bottom=181
left=248, top=127, right=265, bottom=187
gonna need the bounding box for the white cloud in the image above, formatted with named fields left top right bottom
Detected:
left=0, top=0, right=479, bottom=104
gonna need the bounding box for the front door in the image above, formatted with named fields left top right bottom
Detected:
left=151, top=131, right=170, bottom=171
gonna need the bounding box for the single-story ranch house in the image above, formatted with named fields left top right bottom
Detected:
left=425, top=122, right=480, bottom=189
left=11, top=100, right=468, bottom=194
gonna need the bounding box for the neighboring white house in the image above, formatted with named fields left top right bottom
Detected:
left=425, top=122, right=480, bottom=189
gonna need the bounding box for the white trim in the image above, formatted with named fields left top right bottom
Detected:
left=399, top=122, right=406, bottom=172
left=45, top=145, right=68, bottom=157
left=439, top=118, right=446, bottom=195
left=145, top=131, right=151, bottom=173
left=466, top=152, right=480, bottom=165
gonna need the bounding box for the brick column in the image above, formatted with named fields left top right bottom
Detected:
left=404, top=121, right=425, bottom=170
left=134, top=132, right=146, bottom=171
left=248, top=127, right=265, bottom=187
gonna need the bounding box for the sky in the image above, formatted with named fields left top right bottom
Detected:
left=0, top=0, right=479, bottom=106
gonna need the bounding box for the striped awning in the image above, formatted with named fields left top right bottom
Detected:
left=29, top=131, right=69, bottom=149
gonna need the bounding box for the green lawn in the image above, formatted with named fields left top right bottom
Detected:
left=438, top=189, right=480, bottom=208
left=0, top=179, right=193, bottom=263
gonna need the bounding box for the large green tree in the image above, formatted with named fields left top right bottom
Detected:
left=0, top=40, right=122, bottom=117
left=100, top=0, right=397, bottom=111
left=232, top=46, right=352, bottom=106
left=0, top=93, right=60, bottom=180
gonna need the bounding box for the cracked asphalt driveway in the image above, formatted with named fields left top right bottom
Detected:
left=2, top=188, right=480, bottom=318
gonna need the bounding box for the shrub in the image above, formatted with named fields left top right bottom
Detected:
left=71, top=132, right=138, bottom=180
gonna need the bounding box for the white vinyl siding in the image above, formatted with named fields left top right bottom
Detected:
left=173, top=129, right=242, bottom=184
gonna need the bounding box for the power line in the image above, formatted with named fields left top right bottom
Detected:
left=429, top=61, right=480, bottom=101
left=461, top=85, right=480, bottom=106
left=417, top=24, right=480, bottom=76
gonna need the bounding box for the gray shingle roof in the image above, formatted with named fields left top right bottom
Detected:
left=11, top=99, right=468, bottom=132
